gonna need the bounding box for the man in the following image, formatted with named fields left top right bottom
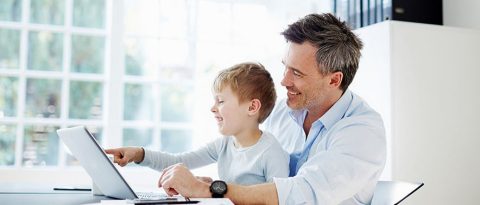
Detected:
left=112, top=13, right=386, bottom=204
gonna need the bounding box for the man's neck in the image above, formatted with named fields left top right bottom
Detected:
left=303, top=90, right=343, bottom=136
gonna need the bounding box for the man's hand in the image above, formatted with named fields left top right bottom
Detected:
left=105, top=147, right=144, bottom=167
left=158, top=163, right=210, bottom=198
left=196, top=176, right=213, bottom=184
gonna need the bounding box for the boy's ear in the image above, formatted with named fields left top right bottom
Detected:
left=247, top=99, right=262, bottom=116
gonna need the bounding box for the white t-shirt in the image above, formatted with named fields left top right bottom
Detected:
left=139, top=131, right=289, bottom=185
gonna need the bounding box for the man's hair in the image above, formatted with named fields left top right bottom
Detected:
left=213, top=62, right=276, bottom=123
left=281, top=13, right=363, bottom=91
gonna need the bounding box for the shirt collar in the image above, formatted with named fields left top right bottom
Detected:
left=288, top=89, right=353, bottom=130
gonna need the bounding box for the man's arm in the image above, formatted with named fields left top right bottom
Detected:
left=159, top=163, right=279, bottom=204
left=226, top=183, right=278, bottom=205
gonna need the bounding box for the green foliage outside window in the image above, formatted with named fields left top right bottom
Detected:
left=0, top=125, right=16, bottom=166
left=0, top=0, right=21, bottom=22
left=73, top=0, right=105, bottom=28
left=0, top=77, right=18, bottom=117
left=69, top=80, right=103, bottom=119
left=28, top=31, right=63, bottom=71
left=0, top=29, right=20, bottom=69
left=29, top=0, right=64, bottom=25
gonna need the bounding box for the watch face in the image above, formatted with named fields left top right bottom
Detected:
left=211, top=180, right=227, bottom=194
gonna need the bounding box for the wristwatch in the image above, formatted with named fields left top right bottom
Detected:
left=210, top=180, right=228, bottom=198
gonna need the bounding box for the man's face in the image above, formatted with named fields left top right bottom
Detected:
left=281, top=42, right=332, bottom=111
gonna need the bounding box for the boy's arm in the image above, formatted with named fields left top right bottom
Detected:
left=262, top=145, right=290, bottom=182
left=139, top=138, right=223, bottom=171
left=159, top=163, right=279, bottom=204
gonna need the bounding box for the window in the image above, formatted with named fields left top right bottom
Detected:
left=0, top=0, right=330, bottom=182
left=0, top=0, right=107, bottom=168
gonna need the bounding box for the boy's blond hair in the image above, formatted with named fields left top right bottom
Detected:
left=213, top=62, right=276, bottom=123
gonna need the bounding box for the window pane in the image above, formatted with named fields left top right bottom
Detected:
left=160, top=129, right=192, bottom=153
left=231, top=43, right=268, bottom=64
left=0, top=29, right=20, bottom=69
left=0, top=124, right=16, bottom=166
left=28, top=31, right=63, bottom=71
left=124, top=83, right=153, bottom=121
left=158, top=0, right=188, bottom=39
left=0, top=76, right=18, bottom=117
left=197, top=1, right=231, bottom=42
left=22, top=125, right=60, bottom=167
left=158, top=40, right=191, bottom=80
left=124, top=38, right=159, bottom=76
left=71, top=35, right=105, bottom=74
left=30, top=0, right=64, bottom=25
left=25, top=78, right=61, bottom=118
left=160, top=85, right=193, bottom=122
left=232, top=3, right=269, bottom=43
left=122, top=128, right=153, bottom=147
left=69, top=81, right=103, bottom=119
left=0, top=0, right=21, bottom=22
left=124, top=0, right=160, bottom=36
left=196, top=42, right=232, bottom=75
left=66, top=126, right=102, bottom=166
left=73, top=0, right=105, bottom=28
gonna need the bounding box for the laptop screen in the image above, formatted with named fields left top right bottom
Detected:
left=57, top=126, right=138, bottom=199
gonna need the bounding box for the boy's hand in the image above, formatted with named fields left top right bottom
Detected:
left=105, top=147, right=144, bottom=167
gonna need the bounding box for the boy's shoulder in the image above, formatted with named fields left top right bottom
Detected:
left=259, top=131, right=287, bottom=153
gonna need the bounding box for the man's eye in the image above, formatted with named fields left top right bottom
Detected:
left=293, top=71, right=302, bottom=77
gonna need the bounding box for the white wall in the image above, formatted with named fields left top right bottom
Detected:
left=443, top=0, right=480, bottom=30
left=390, top=21, right=480, bottom=205
left=351, top=22, right=392, bottom=180
left=355, top=21, right=480, bottom=204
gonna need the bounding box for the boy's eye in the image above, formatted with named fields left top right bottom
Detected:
left=218, top=100, right=224, bottom=104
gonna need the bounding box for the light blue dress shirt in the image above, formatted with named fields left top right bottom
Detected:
left=263, top=90, right=386, bottom=205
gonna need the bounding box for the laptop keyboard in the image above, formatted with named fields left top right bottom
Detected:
left=136, top=192, right=168, bottom=200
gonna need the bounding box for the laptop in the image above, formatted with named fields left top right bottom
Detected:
left=57, top=126, right=168, bottom=200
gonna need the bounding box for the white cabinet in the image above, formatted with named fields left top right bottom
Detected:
left=352, top=21, right=480, bottom=205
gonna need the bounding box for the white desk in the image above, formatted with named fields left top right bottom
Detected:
left=0, top=183, right=233, bottom=205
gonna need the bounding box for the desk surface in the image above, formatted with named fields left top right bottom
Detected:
left=0, top=183, right=232, bottom=205
left=0, top=192, right=111, bottom=205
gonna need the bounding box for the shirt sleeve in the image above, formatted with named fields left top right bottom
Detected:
left=262, top=142, right=290, bottom=183
left=274, top=120, right=386, bottom=205
left=139, top=137, right=225, bottom=171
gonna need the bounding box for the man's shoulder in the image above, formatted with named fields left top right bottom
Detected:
left=346, top=92, right=383, bottom=122
left=332, top=91, right=385, bottom=132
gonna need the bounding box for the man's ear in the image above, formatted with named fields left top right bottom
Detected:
left=329, top=71, right=343, bottom=88
left=248, top=99, right=262, bottom=116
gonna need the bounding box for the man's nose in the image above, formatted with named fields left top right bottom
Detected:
left=281, top=70, right=292, bottom=87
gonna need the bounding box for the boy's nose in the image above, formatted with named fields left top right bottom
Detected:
left=210, top=105, right=217, bottom=113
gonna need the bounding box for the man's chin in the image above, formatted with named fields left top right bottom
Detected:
left=286, top=99, right=302, bottom=110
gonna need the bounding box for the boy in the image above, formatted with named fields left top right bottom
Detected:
left=106, top=62, right=289, bottom=185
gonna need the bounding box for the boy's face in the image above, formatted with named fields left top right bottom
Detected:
left=211, top=86, right=251, bottom=136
